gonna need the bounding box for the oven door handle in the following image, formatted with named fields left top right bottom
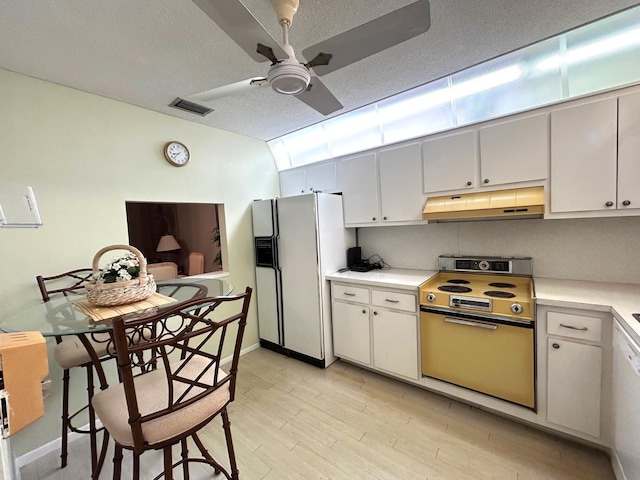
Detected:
left=445, top=317, right=498, bottom=330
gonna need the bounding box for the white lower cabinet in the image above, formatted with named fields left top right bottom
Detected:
left=331, top=282, right=419, bottom=380
left=372, top=309, right=418, bottom=379
left=538, top=306, right=610, bottom=443
left=332, top=301, right=371, bottom=365
left=547, top=338, right=602, bottom=437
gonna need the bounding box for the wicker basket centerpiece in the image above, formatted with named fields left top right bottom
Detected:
left=85, top=244, right=156, bottom=306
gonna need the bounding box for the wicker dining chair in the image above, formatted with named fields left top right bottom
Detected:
left=36, top=268, right=111, bottom=469
left=92, top=287, right=252, bottom=480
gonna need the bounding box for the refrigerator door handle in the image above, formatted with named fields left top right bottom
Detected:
left=275, top=234, right=282, bottom=271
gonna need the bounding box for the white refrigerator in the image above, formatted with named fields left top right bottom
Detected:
left=252, top=193, right=355, bottom=367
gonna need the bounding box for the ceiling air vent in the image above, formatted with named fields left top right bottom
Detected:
left=169, top=98, right=213, bottom=116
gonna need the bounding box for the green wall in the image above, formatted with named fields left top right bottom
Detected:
left=0, top=68, right=279, bottom=457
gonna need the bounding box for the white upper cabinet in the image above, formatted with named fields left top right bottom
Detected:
left=618, top=91, right=640, bottom=210
left=340, top=144, right=423, bottom=226
left=422, top=114, right=549, bottom=195
left=549, top=92, right=640, bottom=215
left=378, top=142, right=423, bottom=222
left=423, top=130, right=477, bottom=193
left=340, top=153, right=380, bottom=225
left=284, top=85, right=640, bottom=220
left=279, top=162, right=337, bottom=197
left=550, top=97, right=618, bottom=213
left=479, top=113, right=549, bottom=187
left=279, top=169, right=306, bottom=197
left=306, top=162, right=338, bottom=193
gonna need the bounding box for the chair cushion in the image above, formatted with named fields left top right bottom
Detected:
left=147, top=262, right=179, bottom=281
left=53, top=333, right=111, bottom=369
left=92, top=357, right=230, bottom=447
left=188, top=252, right=205, bottom=276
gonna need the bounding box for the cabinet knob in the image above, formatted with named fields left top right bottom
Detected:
left=383, top=216, right=387, bottom=220
left=362, top=309, right=366, bottom=314
left=622, top=200, right=631, bottom=206
left=301, top=190, right=305, bottom=193
left=372, top=217, right=376, bottom=221
left=466, top=181, right=472, bottom=186
left=483, top=178, right=490, bottom=184
left=552, top=343, right=560, bottom=349
left=373, top=311, right=378, bottom=316
left=605, top=201, right=614, bottom=207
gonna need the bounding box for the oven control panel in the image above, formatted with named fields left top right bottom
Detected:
left=449, top=295, right=492, bottom=312
left=439, top=255, right=532, bottom=276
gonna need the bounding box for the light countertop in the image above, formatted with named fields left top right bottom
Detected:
left=535, top=277, right=640, bottom=344
left=326, top=269, right=640, bottom=344
left=326, top=268, right=437, bottom=290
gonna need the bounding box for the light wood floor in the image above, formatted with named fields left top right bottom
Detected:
left=22, top=347, right=615, bottom=479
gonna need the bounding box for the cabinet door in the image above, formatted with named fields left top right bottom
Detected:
left=305, top=162, right=338, bottom=194
left=618, top=91, right=640, bottom=210
left=550, top=98, right=618, bottom=213
left=480, top=113, right=548, bottom=187
left=372, top=309, right=418, bottom=379
left=280, top=169, right=306, bottom=197
left=547, top=338, right=602, bottom=437
left=340, top=153, right=380, bottom=225
left=332, top=301, right=371, bottom=364
left=423, top=130, right=477, bottom=193
left=378, top=143, right=423, bottom=222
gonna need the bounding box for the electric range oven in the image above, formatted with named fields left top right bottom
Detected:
left=420, top=255, right=536, bottom=410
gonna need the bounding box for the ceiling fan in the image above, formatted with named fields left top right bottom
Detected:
left=187, top=0, right=431, bottom=116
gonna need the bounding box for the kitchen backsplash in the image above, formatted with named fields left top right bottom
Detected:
left=358, top=216, right=640, bottom=284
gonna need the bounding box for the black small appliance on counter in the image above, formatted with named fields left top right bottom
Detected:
left=346, top=247, right=376, bottom=272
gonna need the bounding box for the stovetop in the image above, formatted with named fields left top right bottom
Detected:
left=420, top=273, right=535, bottom=320
left=420, top=267, right=535, bottom=321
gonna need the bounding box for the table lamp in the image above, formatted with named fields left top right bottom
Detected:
left=156, top=234, right=181, bottom=261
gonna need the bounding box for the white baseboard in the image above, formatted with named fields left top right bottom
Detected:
left=16, top=342, right=261, bottom=469
left=611, top=448, right=627, bottom=480
left=15, top=421, right=102, bottom=470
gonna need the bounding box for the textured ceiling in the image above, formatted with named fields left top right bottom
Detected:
left=2, top=0, right=639, bottom=141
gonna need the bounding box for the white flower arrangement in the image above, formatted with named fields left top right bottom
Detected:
left=95, top=252, right=142, bottom=284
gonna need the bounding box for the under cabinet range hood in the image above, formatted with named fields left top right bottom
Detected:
left=422, top=186, right=545, bottom=222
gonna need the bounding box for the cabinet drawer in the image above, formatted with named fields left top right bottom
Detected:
left=547, top=312, right=602, bottom=343
left=371, top=289, right=416, bottom=313
left=333, top=284, right=369, bottom=304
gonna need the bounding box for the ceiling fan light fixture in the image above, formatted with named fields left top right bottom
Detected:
left=267, top=60, right=310, bottom=95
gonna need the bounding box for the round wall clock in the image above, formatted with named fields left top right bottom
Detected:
left=163, top=141, right=190, bottom=167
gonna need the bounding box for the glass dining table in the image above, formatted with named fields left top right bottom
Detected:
left=1, top=277, right=233, bottom=337
left=0, top=276, right=232, bottom=477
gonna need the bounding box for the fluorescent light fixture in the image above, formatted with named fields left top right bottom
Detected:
left=273, top=6, right=640, bottom=172
left=280, top=124, right=330, bottom=167
left=425, top=65, right=523, bottom=107
left=281, top=127, right=321, bottom=153
left=322, top=106, right=381, bottom=143
left=267, top=138, right=291, bottom=170
left=380, top=65, right=523, bottom=121
left=535, top=26, right=640, bottom=71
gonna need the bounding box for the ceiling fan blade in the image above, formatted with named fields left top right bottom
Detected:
left=188, top=77, right=268, bottom=102
left=256, top=43, right=280, bottom=65
left=301, top=0, right=431, bottom=76
left=304, top=52, right=333, bottom=70
left=295, top=77, right=343, bottom=116
left=192, top=0, right=287, bottom=62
